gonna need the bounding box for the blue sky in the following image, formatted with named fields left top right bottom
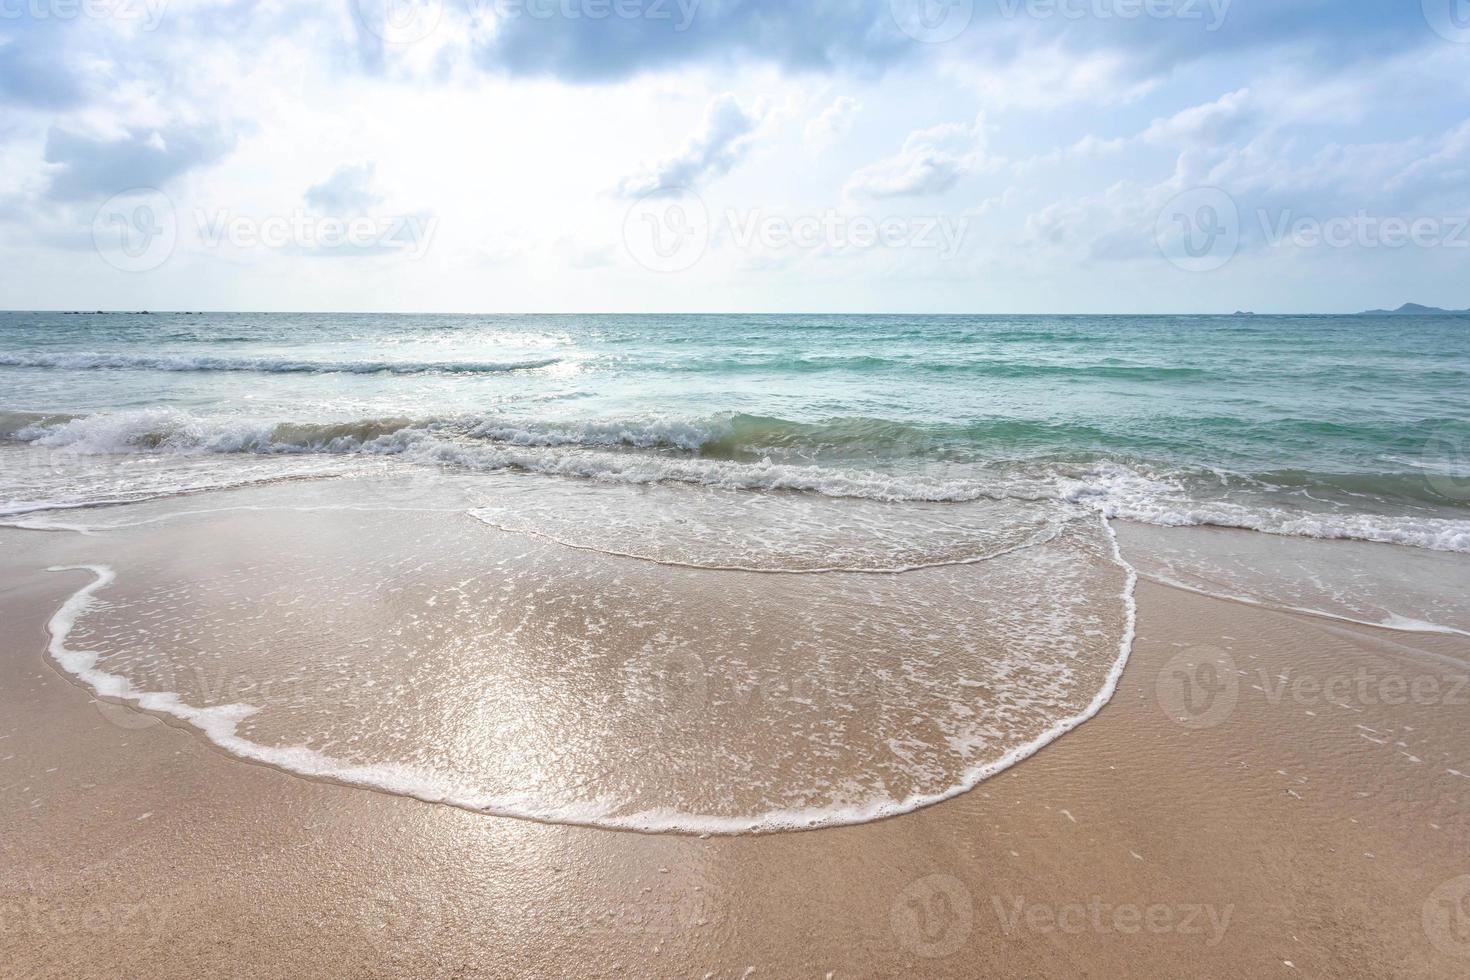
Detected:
left=1, top=0, right=1468, bottom=313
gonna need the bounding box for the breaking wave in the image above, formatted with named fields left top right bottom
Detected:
left=4, top=407, right=1469, bottom=553
left=0, top=352, right=561, bottom=375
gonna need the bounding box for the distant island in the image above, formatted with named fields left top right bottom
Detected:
left=1358, top=303, right=1470, bottom=316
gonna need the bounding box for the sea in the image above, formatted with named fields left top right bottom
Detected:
left=4, top=311, right=1468, bottom=832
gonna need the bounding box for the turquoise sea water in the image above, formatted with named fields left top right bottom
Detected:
left=2, top=311, right=1468, bottom=550
left=9, top=310, right=1470, bottom=831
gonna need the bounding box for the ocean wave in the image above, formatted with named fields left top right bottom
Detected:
left=462, top=412, right=1125, bottom=460
left=9, top=408, right=424, bottom=454
left=1059, top=462, right=1470, bottom=553
left=657, top=354, right=1213, bottom=380
left=0, top=351, right=562, bottom=376
left=8, top=405, right=1458, bottom=478
left=1106, top=498, right=1470, bottom=553
left=6, top=407, right=1470, bottom=553
left=393, top=434, right=999, bottom=502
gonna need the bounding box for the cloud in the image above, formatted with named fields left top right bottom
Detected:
left=306, top=163, right=385, bottom=213
left=845, top=113, right=992, bottom=199
left=1141, top=89, right=1255, bottom=147
left=43, top=125, right=236, bottom=201
left=968, top=1, right=1439, bottom=87
left=1388, top=120, right=1470, bottom=206
left=616, top=94, right=763, bottom=197
left=1011, top=107, right=1470, bottom=274
left=0, top=4, right=277, bottom=114
left=294, top=164, right=436, bottom=259
left=805, top=96, right=861, bottom=152
left=0, top=23, right=85, bottom=110
left=458, top=1, right=1447, bottom=90
left=4, top=0, right=1470, bottom=312
left=468, top=0, right=912, bottom=82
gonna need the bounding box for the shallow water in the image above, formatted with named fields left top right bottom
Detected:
left=5, top=312, right=1468, bottom=832
left=35, top=477, right=1133, bottom=833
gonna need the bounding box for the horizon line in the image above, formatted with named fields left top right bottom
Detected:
left=5, top=308, right=1465, bottom=317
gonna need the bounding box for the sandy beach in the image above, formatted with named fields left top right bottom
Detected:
left=7, top=0, right=1470, bottom=974
left=3, top=510, right=1467, bottom=979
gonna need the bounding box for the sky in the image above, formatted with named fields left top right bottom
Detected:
left=1, top=0, right=1469, bottom=314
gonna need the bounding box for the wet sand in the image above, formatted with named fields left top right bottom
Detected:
left=2, top=525, right=1469, bottom=978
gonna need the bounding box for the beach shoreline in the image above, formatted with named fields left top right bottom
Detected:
left=3, top=516, right=1467, bottom=978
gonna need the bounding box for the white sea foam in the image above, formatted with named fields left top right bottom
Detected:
left=0, top=352, right=560, bottom=375
left=1097, top=496, right=1470, bottom=553
left=1376, top=613, right=1470, bottom=637
left=468, top=505, right=1068, bottom=574
left=1137, top=570, right=1470, bottom=640
left=1060, top=462, right=1470, bottom=554
left=465, top=416, right=731, bottom=452
left=14, top=407, right=411, bottom=455
left=41, top=515, right=1140, bottom=835
left=0, top=473, right=348, bottom=520
left=1118, top=515, right=1470, bottom=638
left=7, top=409, right=1470, bottom=553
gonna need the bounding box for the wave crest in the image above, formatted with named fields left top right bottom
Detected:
left=6, top=407, right=1469, bottom=553
left=0, top=352, right=562, bottom=376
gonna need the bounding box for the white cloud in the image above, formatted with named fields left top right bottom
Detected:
left=616, top=94, right=765, bottom=198
left=845, top=113, right=993, bottom=199
left=305, top=162, right=383, bottom=214
left=2, top=2, right=1469, bottom=312
left=952, top=47, right=1160, bottom=112
left=1141, top=89, right=1255, bottom=148
left=1007, top=111, right=1470, bottom=278
left=804, top=96, right=860, bottom=153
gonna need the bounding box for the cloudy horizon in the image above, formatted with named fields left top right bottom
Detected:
left=3, top=0, right=1469, bottom=314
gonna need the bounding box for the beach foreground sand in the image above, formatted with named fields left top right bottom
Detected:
left=2, top=523, right=1468, bottom=979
